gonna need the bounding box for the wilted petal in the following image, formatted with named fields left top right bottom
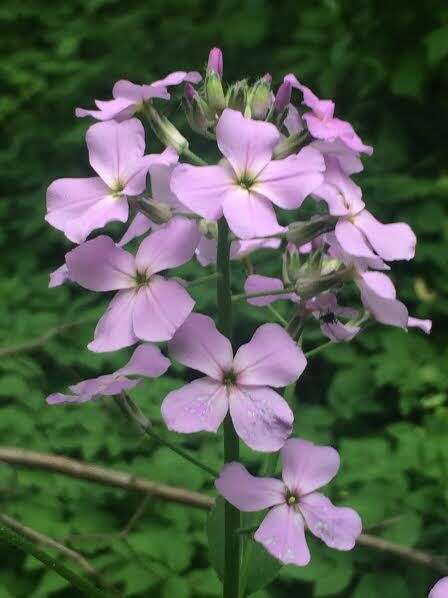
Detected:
left=281, top=438, right=340, bottom=496
left=223, top=190, right=283, bottom=239
left=255, top=504, right=310, bottom=566
left=244, top=275, right=292, bottom=306
left=66, top=236, right=135, bottom=291
left=88, top=289, right=138, bottom=352
left=300, top=492, right=362, bottom=550
left=168, top=313, right=233, bottom=380
left=407, top=316, right=432, bottom=334
left=358, top=271, right=408, bottom=328
left=353, top=210, right=416, bottom=261
left=256, top=147, right=324, bottom=209
left=132, top=276, right=194, bottom=342
left=116, top=343, right=170, bottom=378
left=161, top=377, right=228, bottom=433
left=229, top=385, right=293, bottom=452
left=170, top=163, right=233, bottom=220
left=215, top=463, right=285, bottom=511
left=216, top=109, right=279, bottom=178
left=429, top=577, right=448, bottom=598
left=118, top=213, right=152, bottom=246
left=135, top=218, right=200, bottom=273
left=234, top=324, right=306, bottom=388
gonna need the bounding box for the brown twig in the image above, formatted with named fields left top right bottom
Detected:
left=1, top=446, right=447, bottom=575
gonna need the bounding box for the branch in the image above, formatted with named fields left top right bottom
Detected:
left=0, top=318, right=94, bottom=358
left=1, top=446, right=447, bottom=575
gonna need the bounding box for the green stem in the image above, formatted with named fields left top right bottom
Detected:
left=304, top=339, right=333, bottom=358
left=216, top=219, right=240, bottom=598
left=181, top=147, right=208, bottom=166
left=187, top=272, right=221, bottom=288
left=0, top=524, right=108, bottom=597
left=232, top=287, right=295, bottom=302
left=266, top=304, right=288, bottom=326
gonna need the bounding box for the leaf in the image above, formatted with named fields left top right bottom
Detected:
left=162, top=576, right=191, bottom=598
left=425, top=25, right=448, bottom=65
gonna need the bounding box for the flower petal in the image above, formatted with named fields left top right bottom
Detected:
left=256, top=147, right=324, bottom=209
left=161, top=378, right=228, bottom=433
left=233, top=323, right=306, bottom=388
left=335, top=219, right=378, bottom=259
left=429, top=577, right=448, bottom=598
left=321, top=321, right=360, bottom=342
left=229, top=386, right=293, bottom=452
left=358, top=271, right=408, bottom=328
left=313, top=157, right=364, bottom=216
left=244, top=275, right=293, bottom=306
left=310, top=139, right=364, bottom=175
left=215, top=462, right=285, bottom=511
left=353, top=210, right=416, bottom=261
left=88, top=289, right=138, bottom=352
left=149, top=147, right=181, bottom=208
left=75, top=97, right=136, bottom=122
left=132, top=276, right=195, bottom=342
left=168, top=313, right=233, bottom=380
left=216, top=109, right=280, bottom=178
left=66, top=236, right=135, bottom=291
left=299, top=492, right=362, bottom=550
left=49, top=264, right=70, bottom=288
left=222, top=190, right=283, bottom=239
left=118, top=213, right=152, bottom=246
left=254, top=504, right=310, bottom=566
left=281, top=438, right=340, bottom=496
left=407, top=316, right=432, bottom=334
left=170, top=163, right=233, bottom=220
left=47, top=375, right=139, bottom=404
left=135, top=217, right=200, bottom=274
left=116, top=343, right=170, bottom=378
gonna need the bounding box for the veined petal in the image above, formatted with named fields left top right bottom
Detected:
left=88, top=289, right=139, bottom=352
left=281, top=438, right=340, bottom=496
left=116, top=343, right=170, bottom=378
left=254, top=504, right=310, bottom=566
left=353, top=210, right=416, bottom=261
left=168, top=313, right=233, bottom=380
left=222, top=190, right=283, bottom=239
left=234, top=324, right=306, bottom=388
left=215, top=463, right=285, bottom=511
left=229, top=385, right=293, bottom=452
left=161, top=378, right=228, bottom=433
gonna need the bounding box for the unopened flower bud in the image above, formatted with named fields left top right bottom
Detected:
left=205, top=72, right=226, bottom=115
left=183, top=91, right=213, bottom=136
left=295, top=268, right=353, bottom=299
left=198, top=219, right=219, bottom=240
left=207, top=47, right=224, bottom=77
left=282, top=243, right=301, bottom=286
left=286, top=216, right=337, bottom=245
left=226, top=80, right=248, bottom=112
left=145, top=105, right=188, bottom=153
left=184, top=82, right=196, bottom=103
left=272, top=131, right=308, bottom=159
left=274, top=80, right=292, bottom=113
left=137, top=198, right=172, bottom=224
left=249, top=76, right=272, bottom=120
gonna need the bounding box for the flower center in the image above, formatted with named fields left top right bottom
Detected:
left=236, top=172, right=256, bottom=191
left=134, top=270, right=150, bottom=286
left=110, top=180, right=125, bottom=198
left=223, top=371, right=237, bottom=387
left=285, top=489, right=298, bottom=506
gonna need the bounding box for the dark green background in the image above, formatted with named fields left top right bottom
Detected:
left=1, top=1, right=447, bottom=596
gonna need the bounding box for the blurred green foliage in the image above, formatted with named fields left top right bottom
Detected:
left=1, top=0, right=447, bottom=596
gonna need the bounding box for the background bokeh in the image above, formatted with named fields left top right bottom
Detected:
left=1, top=1, right=447, bottom=596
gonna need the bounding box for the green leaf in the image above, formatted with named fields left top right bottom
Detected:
left=162, top=576, right=191, bottom=598
left=425, top=25, right=448, bottom=65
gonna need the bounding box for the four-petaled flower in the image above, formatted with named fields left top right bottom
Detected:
left=216, top=438, right=362, bottom=565
left=162, top=314, right=306, bottom=451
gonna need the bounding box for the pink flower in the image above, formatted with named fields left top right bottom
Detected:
left=216, top=438, right=362, bottom=565
left=161, top=314, right=306, bottom=451
left=314, top=158, right=416, bottom=262
left=429, top=577, right=448, bottom=598
left=207, top=47, right=223, bottom=77
left=76, top=72, right=202, bottom=122
left=46, top=343, right=170, bottom=404
left=65, top=218, right=200, bottom=352
left=171, top=109, right=325, bottom=239
left=46, top=119, right=159, bottom=244
left=284, top=74, right=373, bottom=155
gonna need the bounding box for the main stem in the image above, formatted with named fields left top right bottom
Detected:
left=216, top=219, right=240, bottom=598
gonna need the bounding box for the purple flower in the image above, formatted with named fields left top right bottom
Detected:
left=49, top=264, right=70, bottom=288
left=207, top=47, right=224, bottom=77
left=171, top=109, right=325, bottom=239
left=76, top=72, right=202, bottom=122
left=429, top=577, right=448, bottom=598
left=46, top=119, right=160, bottom=244
left=315, top=158, right=416, bottom=262
left=161, top=314, right=306, bottom=451
left=65, top=218, right=200, bottom=352
left=216, top=438, right=362, bottom=565
left=46, top=343, right=170, bottom=404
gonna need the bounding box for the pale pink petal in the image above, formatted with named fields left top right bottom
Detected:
left=215, top=462, right=285, bottom=511
left=222, top=190, right=284, bottom=239
left=66, top=236, right=135, bottom=291
left=310, top=139, right=364, bottom=175
left=284, top=104, right=304, bottom=135
left=161, top=377, right=228, bottom=433
left=358, top=271, right=408, bottom=328
left=112, top=80, right=146, bottom=101
left=281, top=438, right=340, bottom=496
left=321, top=321, right=360, bottom=342
left=149, top=147, right=181, bottom=208
left=256, top=147, right=324, bottom=209
left=75, top=97, right=136, bottom=122
left=132, top=276, right=194, bottom=342
left=429, top=577, right=448, bottom=598
left=49, top=264, right=69, bottom=288
left=216, top=109, right=280, bottom=178
left=313, top=157, right=364, bottom=216
left=47, top=375, right=139, bottom=404
left=151, top=70, right=202, bottom=88
left=229, top=386, right=293, bottom=452
left=234, top=324, right=306, bottom=388
left=135, top=218, right=200, bottom=273
left=255, top=504, right=310, bottom=566
left=116, top=343, right=170, bottom=378
left=335, top=219, right=379, bottom=259
left=353, top=210, right=416, bottom=261
left=407, top=316, right=432, bottom=334
left=118, top=213, right=152, bottom=246
left=300, top=492, right=362, bottom=550
left=232, top=237, right=282, bottom=258
left=168, top=313, right=233, bottom=380
left=196, top=236, right=217, bottom=267
left=88, top=289, right=138, bottom=352
left=244, top=275, right=291, bottom=306
left=170, top=163, right=233, bottom=220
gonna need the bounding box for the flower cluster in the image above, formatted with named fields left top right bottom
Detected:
left=45, top=47, right=431, bottom=570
